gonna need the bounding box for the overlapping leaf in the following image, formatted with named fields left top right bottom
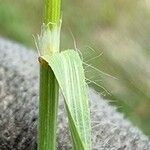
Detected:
left=42, top=50, right=91, bottom=150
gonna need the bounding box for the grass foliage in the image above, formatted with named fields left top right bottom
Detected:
left=0, top=0, right=150, bottom=136
left=38, top=0, right=91, bottom=149
left=43, top=50, right=91, bottom=149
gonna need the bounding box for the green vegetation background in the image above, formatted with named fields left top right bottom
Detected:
left=0, top=0, right=150, bottom=137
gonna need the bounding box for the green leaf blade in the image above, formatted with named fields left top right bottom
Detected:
left=42, top=50, right=91, bottom=149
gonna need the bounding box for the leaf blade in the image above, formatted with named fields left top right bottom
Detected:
left=42, top=50, right=91, bottom=149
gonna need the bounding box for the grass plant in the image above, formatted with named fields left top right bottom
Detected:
left=1, top=0, right=150, bottom=137
left=38, top=0, right=91, bottom=150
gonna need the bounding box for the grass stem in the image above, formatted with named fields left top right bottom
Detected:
left=38, top=0, right=61, bottom=149
left=44, top=0, right=61, bottom=28
left=38, top=58, right=59, bottom=150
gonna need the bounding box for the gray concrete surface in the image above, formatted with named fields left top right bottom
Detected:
left=0, top=37, right=150, bottom=150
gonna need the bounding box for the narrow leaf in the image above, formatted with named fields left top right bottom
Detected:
left=42, top=50, right=91, bottom=149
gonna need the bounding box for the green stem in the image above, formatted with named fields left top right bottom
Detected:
left=38, top=58, right=59, bottom=150
left=44, top=0, right=61, bottom=28
left=38, top=0, right=61, bottom=150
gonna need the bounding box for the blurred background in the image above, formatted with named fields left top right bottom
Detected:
left=0, top=0, right=150, bottom=137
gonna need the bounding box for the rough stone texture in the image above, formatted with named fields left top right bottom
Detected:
left=0, top=37, right=150, bottom=150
